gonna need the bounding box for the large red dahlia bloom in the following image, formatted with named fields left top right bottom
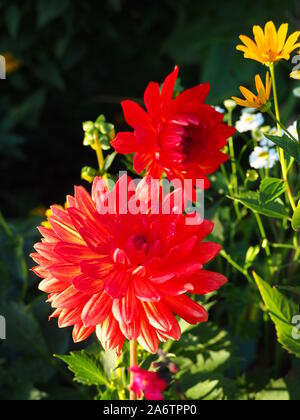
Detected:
left=111, top=66, right=235, bottom=189
left=31, top=175, right=227, bottom=354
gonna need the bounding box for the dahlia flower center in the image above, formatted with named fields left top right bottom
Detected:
left=133, top=235, right=148, bottom=251
left=181, top=129, right=194, bottom=158
left=124, top=234, right=150, bottom=266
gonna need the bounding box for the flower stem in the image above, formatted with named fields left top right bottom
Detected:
left=117, top=356, right=126, bottom=400
left=269, top=63, right=296, bottom=211
left=130, top=340, right=137, bottom=400
left=220, top=249, right=253, bottom=284
left=227, top=110, right=241, bottom=220
left=267, top=109, right=298, bottom=143
left=254, top=212, right=274, bottom=277
left=94, top=132, right=105, bottom=173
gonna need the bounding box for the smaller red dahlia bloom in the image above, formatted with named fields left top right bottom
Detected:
left=112, top=66, right=235, bottom=189
left=130, top=366, right=167, bottom=400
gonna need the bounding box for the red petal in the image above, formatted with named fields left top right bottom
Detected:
left=54, top=242, right=99, bottom=264
left=195, top=242, right=222, bottom=264
left=81, top=292, right=112, bottom=327
left=104, top=269, right=130, bottom=299
left=176, top=83, right=210, bottom=106
left=134, top=277, right=160, bottom=302
left=111, top=132, right=138, bottom=154
left=58, top=307, right=82, bottom=328
left=137, top=316, right=159, bottom=354
left=142, top=301, right=177, bottom=333
left=74, top=186, right=96, bottom=219
left=121, top=100, right=151, bottom=129
left=39, top=276, right=71, bottom=293
left=73, top=274, right=104, bottom=294
left=120, top=319, right=141, bottom=340
left=189, top=271, right=227, bottom=294
left=51, top=286, right=89, bottom=309
left=134, top=153, right=152, bottom=174
left=144, top=81, right=161, bottom=116
left=112, top=286, right=140, bottom=324
left=161, top=66, right=179, bottom=103
left=164, top=295, right=208, bottom=324
left=72, top=324, right=95, bottom=343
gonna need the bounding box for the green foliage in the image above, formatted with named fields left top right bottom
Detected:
left=55, top=351, right=109, bottom=387
left=254, top=272, right=300, bottom=358
left=265, top=134, right=300, bottom=163
left=292, top=199, right=300, bottom=231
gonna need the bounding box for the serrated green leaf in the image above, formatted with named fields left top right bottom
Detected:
left=229, top=191, right=288, bottom=219
left=253, top=272, right=300, bottom=358
left=264, top=134, right=300, bottom=163
left=55, top=351, right=109, bottom=386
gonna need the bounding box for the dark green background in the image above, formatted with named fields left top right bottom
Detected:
left=1, top=0, right=298, bottom=217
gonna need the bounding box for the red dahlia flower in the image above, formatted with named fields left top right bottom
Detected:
left=130, top=366, right=167, bottom=400
left=31, top=175, right=227, bottom=354
left=111, top=66, right=235, bottom=189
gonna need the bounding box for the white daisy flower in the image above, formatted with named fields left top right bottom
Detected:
left=236, top=110, right=264, bottom=133
left=260, top=127, right=279, bottom=147
left=287, top=121, right=298, bottom=140
left=249, top=146, right=279, bottom=169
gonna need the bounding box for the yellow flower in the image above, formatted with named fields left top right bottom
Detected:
left=2, top=52, right=20, bottom=74
left=290, top=70, right=300, bottom=80
left=232, top=73, right=271, bottom=110
left=236, top=21, right=300, bottom=65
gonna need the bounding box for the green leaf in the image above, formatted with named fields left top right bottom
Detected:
left=264, top=134, right=300, bottom=163
left=254, top=379, right=290, bottom=401
left=104, top=152, right=117, bottom=172
left=37, top=0, right=70, bottom=27
left=5, top=4, right=20, bottom=38
left=297, top=116, right=300, bottom=141
left=253, top=272, right=300, bottom=358
left=291, top=199, right=300, bottom=231
left=259, top=178, right=286, bottom=204
left=55, top=351, right=109, bottom=386
left=1, top=302, right=48, bottom=356
left=229, top=191, right=288, bottom=219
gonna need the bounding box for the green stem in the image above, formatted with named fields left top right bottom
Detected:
left=269, top=63, right=296, bottom=211
left=130, top=340, right=137, bottom=401
left=220, top=249, right=252, bottom=284
left=227, top=111, right=242, bottom=220
left=267, top=110, right=298, bottom=143
left=116, top=356, right=126, bottom=400
left=254, top=212, right=273, bottom=277
left=0, top=211, right=12, bottom=237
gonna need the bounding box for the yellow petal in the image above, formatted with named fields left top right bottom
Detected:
left=277, top=23, right=288, bottom=52
left=290, top=70, right=300, bottom=80
left=283, top=31, right=300, bottom=53
left=265, top=72, right=271, bottom=98
left=253, top=25, right=267, bottom=53
left=231, top=96, right=252, bottom=107
left=264, top=21, right=277, bottom=51
left=240, top=86, right=257, bottom=102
